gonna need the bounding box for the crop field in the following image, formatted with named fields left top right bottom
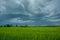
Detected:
left=0, top=27, right=60, bottom=40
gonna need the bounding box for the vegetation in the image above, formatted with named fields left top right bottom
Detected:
left=0, top=24, right=60, bottom=27
left=0, top=24, right=28, bottom=27
left=0, top=27, right=60, bottom=40
left=0, top=24, right=60, bottom=40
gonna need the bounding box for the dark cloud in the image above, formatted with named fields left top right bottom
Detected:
left=0, top=0, right=60, bottom=25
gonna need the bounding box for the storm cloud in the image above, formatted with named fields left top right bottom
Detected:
left=0, top=0, right=60, bottom=25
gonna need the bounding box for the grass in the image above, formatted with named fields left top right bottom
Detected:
left=0, top=27, right=60, bottom=40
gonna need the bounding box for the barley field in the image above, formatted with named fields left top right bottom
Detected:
left=0, top=27, right=60, bottom=40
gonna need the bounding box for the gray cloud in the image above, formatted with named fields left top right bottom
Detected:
left=0, top=0, right=60, bottom=25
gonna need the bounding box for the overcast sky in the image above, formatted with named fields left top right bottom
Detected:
left=0, top=0, right=60, bottom=25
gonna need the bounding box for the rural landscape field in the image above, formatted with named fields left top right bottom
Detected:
left=0, top=0, right=60, bottom=40
left=0, top=27, right=60, bottom=40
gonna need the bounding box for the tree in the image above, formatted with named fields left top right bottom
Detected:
left=0, top=25, right=3, bottom=27
left=24, top=24, right=28, bottom=27
left=5, top=24, right=12, bottom=27
left=4, top=25, right=7, bottom=27
left=6, top=24, right=10, bottom=27
left=20, top=24, right=28, bottom=27
left=16, top=24, right=18, bottom=27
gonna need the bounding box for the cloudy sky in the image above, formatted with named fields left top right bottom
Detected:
left=0, top=0, right=60, bottom=25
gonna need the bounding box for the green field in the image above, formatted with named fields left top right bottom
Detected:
left=0, top=27, right=60, bottom=40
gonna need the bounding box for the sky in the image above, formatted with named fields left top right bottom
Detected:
left=0, top=0, right=60, bottom=26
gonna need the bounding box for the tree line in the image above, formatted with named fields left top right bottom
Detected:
left=0, top=24, right=28, bottom=27
left=0, top=24, right=60, bottom=27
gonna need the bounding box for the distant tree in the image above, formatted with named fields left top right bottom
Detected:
left=20, top=24, right=28, bottom=27
left=3, top=25, right=7, bottom=27
left=6, top=24, right=10, bottom=27
left=5, top=24, right=13, bottom=27
left=16, top=24, right=18, bottom=27
left=6, top=24, right=12, bottom=27
left=0, top=25, right=3, bottom=27
left=24, top=24, right=28, bottom=27
left=20, top=25, right=24, bottom=27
